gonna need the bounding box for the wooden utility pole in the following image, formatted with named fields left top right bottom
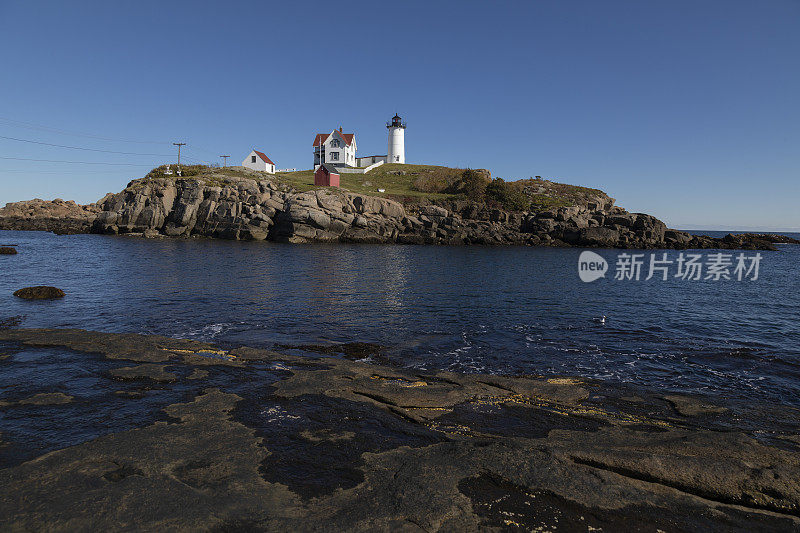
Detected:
left=220, top=155, right=230, bottom=167
left=173, top=142, right=186, bottom=175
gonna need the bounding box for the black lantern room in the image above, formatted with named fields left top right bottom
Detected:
left=387, top=114, right=407, bottom=129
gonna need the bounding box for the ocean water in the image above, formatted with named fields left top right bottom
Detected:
left=2, top=229, right=799, bottom=409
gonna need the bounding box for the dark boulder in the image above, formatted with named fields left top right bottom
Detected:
left=605, top=213, right=636, bottom=227
left=664, top=230, right=692, bottom=244
left=577, top=227, right=620, bottom=247
left=13, top=286, right=65, bottom=300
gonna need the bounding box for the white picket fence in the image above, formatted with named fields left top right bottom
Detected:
left=337, top=160, right=385, bottom=174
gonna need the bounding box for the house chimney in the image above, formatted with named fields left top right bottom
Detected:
left=339, top=126, right=343, bottom=133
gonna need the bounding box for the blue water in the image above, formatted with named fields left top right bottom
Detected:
left=2, top=230, right=799, bottom=408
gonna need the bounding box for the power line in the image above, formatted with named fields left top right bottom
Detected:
left=0, top=134, right=173, bottom=156
left=183, top=144, right=221, bottom=159
left=183, top=147, right=211, bottom=157
left=0, top=116, right=229, bottom=163
left=0, top=116, right=228, bottom=163
left=0, top=116, right=169, bottom=145
left=0, top=168, right=139, bottom=174
left=177, top=148, right=207, bottom=163
left=0, top=156, right=155, bottom=166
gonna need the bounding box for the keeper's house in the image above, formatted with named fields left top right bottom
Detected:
left=242, top=150, right=275, bottom=173
left=313, top=128, right=356, bottom=169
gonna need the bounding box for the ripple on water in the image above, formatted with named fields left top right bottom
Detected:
left=2, top=230, right=800, bottom=408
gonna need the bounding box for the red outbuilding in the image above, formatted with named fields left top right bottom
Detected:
left=314, top=163, right=340, bottom=187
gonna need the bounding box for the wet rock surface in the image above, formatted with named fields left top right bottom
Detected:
left=2, top=176, right=786, bottom=250
left=0, top=327, right=798, bottom=531
left=277, top=341, right=390, bottom=364
left=109, top=363, right=178, bottom=383
left=0, top=246, right=17, bottom=255
left=17, top=392, right=73, bottom=405
left=665, top=394, right=729, bottom=417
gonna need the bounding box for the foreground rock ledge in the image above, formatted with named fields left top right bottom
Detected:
left=0, top=327, right=798, bottom=531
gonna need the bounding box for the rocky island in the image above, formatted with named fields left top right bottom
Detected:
left=1, top=164, right=792, bottom=250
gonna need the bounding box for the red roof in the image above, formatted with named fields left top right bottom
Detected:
left=253, top=150, right=274, bottom=165
left=313, top=131, right=354, bottom=147
left=316, top=163, right=339, bottom=175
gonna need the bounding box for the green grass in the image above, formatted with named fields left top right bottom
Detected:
left=271, top=169, right=316, bottom=192
left=139, top=165, right=276, bottom=189
left=138, top=164, right=458, bottom=200
left=517, top=178, right=608, bottom=205
left=274, top=164, right=462, bottom=200
left=528, top=194, right=572, bottom=209
left=136, top=164, right=611, bottom=211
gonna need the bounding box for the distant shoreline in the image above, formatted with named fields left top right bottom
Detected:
left=683, top=228, right=800, bottom=236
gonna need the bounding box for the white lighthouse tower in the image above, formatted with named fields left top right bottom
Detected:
left=386, top=113, right=406, bottom=164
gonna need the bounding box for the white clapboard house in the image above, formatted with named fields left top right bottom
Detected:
left=313, top=128, right=356, bottom=169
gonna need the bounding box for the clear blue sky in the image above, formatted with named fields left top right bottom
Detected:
left=1, top=0, right=797, bottom=230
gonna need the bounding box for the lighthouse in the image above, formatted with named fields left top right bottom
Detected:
left=386, top=114, right=406, bottom=164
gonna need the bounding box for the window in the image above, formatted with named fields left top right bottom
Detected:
left=330, top=139, right=340, bottom=148
left=251, top=155, right=256, bottom=163
left=395, top=155, right=399, bottom=162
left=330, top=152, right=339, bottom=161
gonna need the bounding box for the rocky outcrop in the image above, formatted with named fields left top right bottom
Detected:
left=88, top=177, right=412, bottom=244
left=82, top=177, right=781, bottom=249
left=725, top=232, right=800, bottom=246
left=0, top=198, right=102, bottom=234
left=13, top=286, right=65, bottom=299
left=92, top=177, right=281, bottom=240
left=274, top=189, right=406, bottom=244
left=2, top=176, right=786, bottom=250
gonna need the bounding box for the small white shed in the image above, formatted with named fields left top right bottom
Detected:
left=242, top=150, right=275, bottom=173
